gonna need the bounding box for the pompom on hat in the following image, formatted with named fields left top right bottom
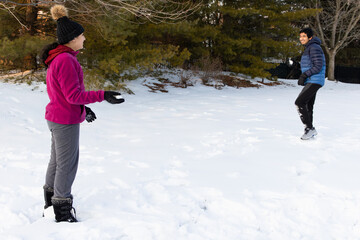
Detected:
left=50, top=5, right=84, bottom=44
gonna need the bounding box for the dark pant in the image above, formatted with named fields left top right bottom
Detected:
left=295, top=83, right=321, bottom=129
left=45, top=121, right=80, bottom=199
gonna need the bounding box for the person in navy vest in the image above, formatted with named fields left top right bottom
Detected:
left=295, top=28, right=326, bottom=140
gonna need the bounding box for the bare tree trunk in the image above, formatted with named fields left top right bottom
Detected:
left=26, top=0, right=38, bottom=35
left=327, top=50, right=336, bottom=81
left=24, top=0, right=38, bottom=70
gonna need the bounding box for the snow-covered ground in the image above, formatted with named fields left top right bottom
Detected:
left=1, top=76, right=360, bottom=240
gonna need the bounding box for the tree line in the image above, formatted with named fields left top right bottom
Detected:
left=0, top=0, right=359, bottom=83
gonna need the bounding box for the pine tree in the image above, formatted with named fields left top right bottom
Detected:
left=216, top=0, right=318, bottom=78
left=134, top=0, right=318, bottom=79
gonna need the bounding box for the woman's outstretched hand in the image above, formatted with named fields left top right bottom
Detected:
left=104, top=91, right=125, bottom=104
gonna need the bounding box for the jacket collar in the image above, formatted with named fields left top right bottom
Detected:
left=305, top=37, right=321, bottom=48
left=45, top=45, right=78, bottom=65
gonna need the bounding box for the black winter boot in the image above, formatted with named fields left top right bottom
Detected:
left=52, top=197, right=78, bottom=223
left=43, top=185, right=54, bottom=209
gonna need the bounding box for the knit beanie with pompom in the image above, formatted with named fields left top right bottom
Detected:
left=50, top=5, right=84, bottom=44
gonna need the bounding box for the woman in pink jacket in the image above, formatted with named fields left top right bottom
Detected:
left=40, top=5, right=124, bottom=222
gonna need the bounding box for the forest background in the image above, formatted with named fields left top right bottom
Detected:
left=1, top=0, right=360, bottom=90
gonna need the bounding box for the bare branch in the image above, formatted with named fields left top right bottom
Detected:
left=67, top=0, right=203, bottom=24
left=310, top=0, right=360, bottom=52
left=0, top=2, right=29, bottom=30
left=0, top=0, right=202, bottom=24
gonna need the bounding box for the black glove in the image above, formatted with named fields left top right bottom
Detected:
left=298, top=73, right=307, bottom=86
left=85, top=106, right=96, bottom=122
left=104, top=91, right=125, bottom=104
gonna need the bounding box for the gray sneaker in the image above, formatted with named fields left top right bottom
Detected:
left=301, top=127, right=317, bottom=140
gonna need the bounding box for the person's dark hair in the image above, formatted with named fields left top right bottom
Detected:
left=299, top=28, right=314, bottom=38
left=40, top=42, right=59, bottom=67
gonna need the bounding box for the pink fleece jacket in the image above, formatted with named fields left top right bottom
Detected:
left=45, top=50, right=104, bottom=124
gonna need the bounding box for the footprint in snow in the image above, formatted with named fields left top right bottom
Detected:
left=25, top=127, right=42, bottom=134
left=8, top=97, right=21, bottom=103
left=127, top=161, right=149, bottom=168
left=290, top=162, right=317, bottom=176
left=7, top=109, right=24, bottom=118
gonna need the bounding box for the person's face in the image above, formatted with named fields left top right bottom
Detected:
left=69, top=33, right=86, bottom=51
left=299, top=32, right=312, bottom=45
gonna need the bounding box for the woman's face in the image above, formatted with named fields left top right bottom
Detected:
left=68, top=33, right=86, bottom=51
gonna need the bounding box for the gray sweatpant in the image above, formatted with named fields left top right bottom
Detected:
left=45, top=121, right=80, bottom=199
